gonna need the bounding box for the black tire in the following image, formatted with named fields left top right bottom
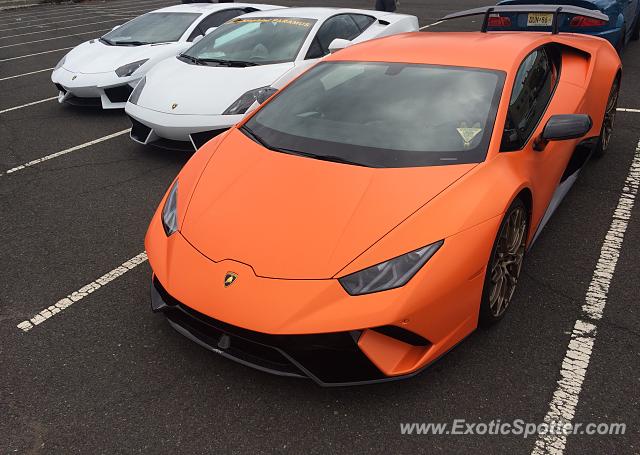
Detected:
left=593, top=77, right=620, bottom=158
left=479, top=198, right=529, bottom=327
left=615, top=29, right=626, bottom=54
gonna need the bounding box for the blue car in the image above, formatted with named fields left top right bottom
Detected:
left=493, top=0, right=640, bottom=52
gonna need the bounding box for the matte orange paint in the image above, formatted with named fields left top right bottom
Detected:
left=145, top=31, right=621, bottom=379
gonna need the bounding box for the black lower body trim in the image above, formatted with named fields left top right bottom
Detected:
left=129, top=116, right=152, bottom=143
left=150, top=277, right=400, bottom=386
left=104, top=84, right=133, bottom=103
left=149, top=137, right=195, bottom=152
left=190, top=129, right=227, bottom=149
left=64, top=95, right=102, bottom=107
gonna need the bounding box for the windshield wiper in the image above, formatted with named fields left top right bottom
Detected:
left=278, top=149, right=367, bottom=167
left=241, top=126, right=366, bottom=167
left=112, top=40, right=150, bottom=46
left=199, top=58, right=261, bottom=67
left=179, top=54, right=206, bottom=66
left=241, top=126, right=271, bottom=149
left=99, top=37, right=114, bottom=46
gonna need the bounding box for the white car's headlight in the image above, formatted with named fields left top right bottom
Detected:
left=162, top=180, right=179, bottom=236
left=339, top=241, right=444, bottom=295
left=223, top=86, right=277, bottom=116
left=54, top=55, right=67, bottom=71
left=128, top=76, right=146, bottom=105
left=115, top=59, right=149, bottom=77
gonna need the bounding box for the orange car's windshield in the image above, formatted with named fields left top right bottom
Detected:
left=243, top=61, right=505, bottom=168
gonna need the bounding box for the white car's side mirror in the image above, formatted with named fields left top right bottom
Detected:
left=205, top=27, right=216, bottom=35
left=112, top=25, right=121, bottom=31
left=328, top=38, right=351, bottom=54
left=192, top=35, right=203, bottom=44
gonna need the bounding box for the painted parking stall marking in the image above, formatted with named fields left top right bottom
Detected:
left=0, top=67, right=53, bottom=81
left=532, top=139, right=640, bottom=454
left=0, top=46, right=73, bottom=62
left=0, top=18, right=136, bottom=39
left=0, top=28, right=115, bottom=49
left=17, top=252, right=148, bottom=332
left=0, top=96, right=57, bottom=114
left=0, top=129, right=131, bottom=177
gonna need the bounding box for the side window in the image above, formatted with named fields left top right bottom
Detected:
left=187, top=9, right=245, bottom=41
left=350, top=14, right=376, bottom=32
left=501, top=47, right=558, bottom=151
left=306, top=14, right=362, bottom=59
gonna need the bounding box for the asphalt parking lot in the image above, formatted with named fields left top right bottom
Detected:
left=1, top=0, right=639, bottom=453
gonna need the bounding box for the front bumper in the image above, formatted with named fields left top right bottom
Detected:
left=145, top=205, right=497, bottom=385
left=125, top=101, right=242, bottom=151
left=51, top=67, right=140, bottom=109
left=151, top=276, right=431, bottom=386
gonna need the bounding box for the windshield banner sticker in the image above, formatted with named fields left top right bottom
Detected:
left=232, top=18, right=314, bottom=28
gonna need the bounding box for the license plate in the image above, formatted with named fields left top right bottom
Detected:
left=527, top=13, right=553, bottom=27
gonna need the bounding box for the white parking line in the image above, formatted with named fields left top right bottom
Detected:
left=0, top=28, right=113, bottom=48
left=617, top=108, right=640, bottom=113
left=87, top=0, right=176, bottom=10
left=0, top=46, right=72, bottom=62
left=0, top=6, right=155, bottom=30
left=16, top=252, right=148, bottom=333
left=532, top=139, right=640, bottom=454
left=0, top=18, right=128, bottom=39
left=1, top=129, right=130, bottom=177
left=0, top=0, right=168, bottom=21
left=0, top=0, right=174, bottom=21
left=0, top=3, right=172, bottom=28
left=0, top=8, right=124, bottom=25
left=0, top=96, right=57, bottom=114
left=0, top=67, right=53, bottom=81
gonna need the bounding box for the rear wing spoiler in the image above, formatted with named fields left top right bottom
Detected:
left=441, top=5, right=609, bottom=34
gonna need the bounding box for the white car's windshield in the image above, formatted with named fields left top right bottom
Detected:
left=181, top=17, right=317, bottom=65
left=101, top=12, right=200, bottom=45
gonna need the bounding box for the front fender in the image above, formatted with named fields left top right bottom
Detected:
left=337, top=156, right=531, bottom=277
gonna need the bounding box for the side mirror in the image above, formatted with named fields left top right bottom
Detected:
left=328, top=38, right=351, bottom=54
left=533, top=114, right=592, bottom=151
left=112, top=25, right=121, bottom=31
left=205, top=27, right=216, bottom=35
left=192, top=34, right=203, bottom=44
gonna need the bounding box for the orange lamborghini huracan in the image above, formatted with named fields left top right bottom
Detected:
left=145, top=6, right=621, bottom=385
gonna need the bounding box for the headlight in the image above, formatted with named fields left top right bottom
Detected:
left=128, top=76, right=146, bottom=105
left=223, top=86, right=277, bottom=116
left=339, top=240, right=444, bottom=295
left=54, top=55, right=67, bottom=71
left=115, top=59, right=148, bottom=77
left=162, top=180, right=179, bottom=236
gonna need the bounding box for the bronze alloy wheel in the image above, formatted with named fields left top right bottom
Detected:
left=479, top=199, right=529, bottom=327
left=601, top=79, right=619, bottom=153
left=488, top=205, right=527, bottom=317
left=595, top=78, right=620, bottom=157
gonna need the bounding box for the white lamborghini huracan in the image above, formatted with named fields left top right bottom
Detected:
left=125, top=7, right=419, bottom=150
left=51, top=3, right=280, bottom=109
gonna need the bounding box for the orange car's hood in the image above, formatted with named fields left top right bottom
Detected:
left=181, top=129, right=476, bottom=279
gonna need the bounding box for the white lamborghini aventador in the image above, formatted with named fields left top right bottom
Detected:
left=51, top=3, right=280, bottom=109
left=124, top=7, right=419, bottom=150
